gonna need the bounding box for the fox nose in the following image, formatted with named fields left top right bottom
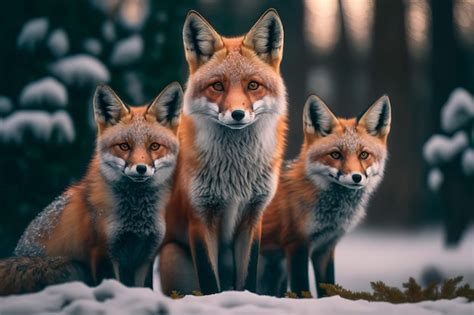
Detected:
left=231, top=110, right=245, bottom=121
left=352, top=173, right=362, bottom=183
left=136, top=164, right=147, bottom=175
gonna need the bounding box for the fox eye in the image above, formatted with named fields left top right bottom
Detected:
left=119, top=143, right=130, bottom=151
left=330, top=151, right=342, bottom=160
left=150, top=143, right=161, bottom=151
left=360, top=151, right=370, bottom=160
left=248, top=81, right=260, bottom=91
left=212, top=82, right=224, bottom=92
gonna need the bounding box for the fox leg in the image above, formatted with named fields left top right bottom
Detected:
left=189, top=221, right=219, bottom=294
left=286, top=243, right=310, bottom=297
left=159, top=242, right=199, bottom=295
left=218, top=239, right=235, bottom=291
left=258, top=250, right=286, bottom=296
left=135, top=260, right=153, bottom=288
left=234, top=219, right=261, bottom=292
left=311, top=246, right=335, bottom=298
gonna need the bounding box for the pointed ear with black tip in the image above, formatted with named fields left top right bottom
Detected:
left=93, top=85, right=129, bottom=130
left=243, top=8, right=284, bottom=68
left=147, top=82, right=183, bottom=132
left=183, top=10, right=224, bottom=72
left=357, top=95, right=391, bottom=137
left=303, top=95, right=338, bottom=136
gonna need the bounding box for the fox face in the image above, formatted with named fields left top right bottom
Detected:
left=182, top=9, right=286, bottom=129
left=302, top=95, right=391, bottom=190
left=93, top=82, right=183, bottom=185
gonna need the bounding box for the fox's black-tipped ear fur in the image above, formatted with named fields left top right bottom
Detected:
left=303, top=95, right=338, bottom=136
left=357, top=95, right=392, bottom=137
left=147, top=82, right=183, bottom=131
left=243, top=8, right=284, bottom=68
left=183, top=10, right=224, bottom=72
left=93, top=85, right=129, bottom=129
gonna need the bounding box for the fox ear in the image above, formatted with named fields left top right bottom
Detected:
left=93, top=85, right=129, bottom=129
left=147, top=82, right=183, bottom=131
left=357, top=95, right=391, bottom=137
left=183, top=11, right=224, bottom=72
left=243, top=9, right=284, bottom=68
left=303, top=95, right=338, bottom=136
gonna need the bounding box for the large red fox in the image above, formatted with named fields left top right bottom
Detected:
left=258, top=94, right=391, bottom=297
left=159, top=9, right=288, bottom=295
left=0, top=83, right=183, bottom=295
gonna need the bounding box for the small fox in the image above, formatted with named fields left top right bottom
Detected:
left=159, top=9, right=288, bottom=295
left=258, top=94, right=391, bottom=297
left=0, top=82, right=183, bottom=295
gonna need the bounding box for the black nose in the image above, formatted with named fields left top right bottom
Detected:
left=352, top=174, right=362, bottom=183
left=231, top=110, right=245, bottom=121
left=136, top=164, right=147, bottom=175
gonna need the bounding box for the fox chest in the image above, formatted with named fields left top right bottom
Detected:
left=305, top=185, right=367, bottom=249
left=189, top=120, right=279, bottom=221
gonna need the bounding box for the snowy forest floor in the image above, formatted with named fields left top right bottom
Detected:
left=1, top=226, right=472, bottom=315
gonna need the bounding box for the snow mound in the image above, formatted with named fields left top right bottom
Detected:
left=83, top=38, right=102, bottom=56
left=461, top=149, right=474, bottom=176
left=110, top=35, right=144, bottom=67
left=50, top=55, right=110, bottom=87
left=441, top=88, right=474, bottom=133
left=17, top=17, right=49, bottom=51
left=0, top=110, right=74, bottom=144
left=0, top=280, right=471, bottom=315
left=48, top=29, right=69, bottom=57
left=0, top=96, right=13, bottom=115
left=423, top=131, right=469, bottom=165
left=427, top=168, right=444, bottom=192
left=19, top=77, right=68, bottom=109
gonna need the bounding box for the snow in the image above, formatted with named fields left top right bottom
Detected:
left=423, top=131, right=469, bottom=165
left=461, top=148, right=474, bottom=176
left=17, top=17, right=49, bottom=51
left=0, top=281, right=471, bottom=315
left=50, top=55, right=110, bottom=87
left=110, top=35, right=144, bottom=67
left=0, top=227, right=472, bottom=314
left=0, top=96, right=13, bottom=115
left=441, top=88, right=474, bottom=133
left=0, top=110, right=75, bottom=144
left=19, top=77, right=68, bottom=109
left=427, top=168, right=444, bottom=192
left=83, top=38, right=103, bottom=56
left=48, top=29, right=69, bottom=57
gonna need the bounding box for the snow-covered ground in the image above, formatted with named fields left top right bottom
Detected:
left=1, top=226, right=472, bottom=314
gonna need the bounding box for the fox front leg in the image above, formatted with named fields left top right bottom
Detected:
left=233, top=219, right=262, bottom=292
left=286, top=243, right=310, bottom=297
left=189, top=222, right=219, bottom=294
left=311, top=245, right=335, bottom=298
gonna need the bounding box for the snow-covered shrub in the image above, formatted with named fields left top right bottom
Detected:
left=0, top=110, right=74, bottom=144
left=423, top=88, right=474, bottom=246
left=19, top=77, right=68, bottom=109
left=110, top=35, right=144, bottom=66
left=50, top=55, right=110, bottom=87
left=17, top=17, right=49, bottom=51
left=48, top=29, right=69, bottom=58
